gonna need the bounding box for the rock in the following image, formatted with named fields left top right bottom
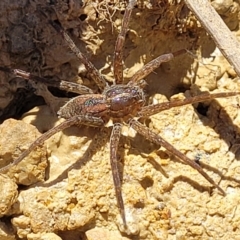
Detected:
left=27, top=232, right=62, bottom=240
left=0, top=174, right=18, bottom=217
left=0, top=119, right=47, bottom=185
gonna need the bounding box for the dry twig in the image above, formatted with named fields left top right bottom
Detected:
left=184, top=0, right=240, bottom=76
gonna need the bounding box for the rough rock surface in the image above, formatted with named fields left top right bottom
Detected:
left=0, top=119, right=47, bottom=185
left=0, top=174, right=18, bottom=217
left=0, top=0, right=240, bottom=240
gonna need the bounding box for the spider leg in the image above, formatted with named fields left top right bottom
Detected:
left=130, top=119, right=225, bottom=195
left=110, top=123, right=126, bottom=226
left=128, top=49, right=186, bottom=86
left=0, top=66, right=93, bottom=95
left=113, top=0, right=137, bottom=85
left=47, top=17, right=108, bottom=91
left=137, top=91, right=240, bottom=117
left=0, top=115, right=104, bottom=173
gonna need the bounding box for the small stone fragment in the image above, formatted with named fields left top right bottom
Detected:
left=0, top=174, right=18, bottom=216
left=27, top=232, right=62, bottom=240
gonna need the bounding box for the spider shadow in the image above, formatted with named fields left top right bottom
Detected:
left=189, top=43, right=240, bottom=162
left=186, top=90, right=240, bottom=188
left=126, top=131, right=235, bottom=194
left=195, top=90, right=240, bottom=145
left=30, top=123, right=132, bottom=225
left=172, top=175, right=216, bottom=194
left=169, top=154, right=240, bottom=193
left=124, top=92, right=240, bottom=193
left=178, top=91, right=240, bottom=189
left=200, top=161, right=240, bottom=186
left=126, top=132, right=197, bottom=188
left=37, top=126, right=113, bottom=188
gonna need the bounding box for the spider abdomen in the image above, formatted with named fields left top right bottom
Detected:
left=57, top=94, right=108, bottom=119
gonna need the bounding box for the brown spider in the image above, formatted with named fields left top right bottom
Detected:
left=0, top=0, right=239, bottom=227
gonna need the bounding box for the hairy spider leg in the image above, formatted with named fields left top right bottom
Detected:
left=0, top=115, right=104, bottom=173
left=110, top=0, right=138, bottom=226
left=110, top=123, right=126, bottom=226
left=138, top=91, right=240, bottom=117
left=133, top=91, right=240, bottom=194
left=113, top=0, right=137, bottom=84
left=130, top=119, right=226, bottom=195
left=128, top=49, right=187, bottom=86
left=0, top=66, right=93, bottom=95
left=46, top=15, right=108, bottom=91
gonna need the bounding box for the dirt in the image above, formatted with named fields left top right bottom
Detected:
left=0, top=0, right=240, bottom=239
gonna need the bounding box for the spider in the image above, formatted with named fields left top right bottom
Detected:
left=0, top=0, right=239, bottom=227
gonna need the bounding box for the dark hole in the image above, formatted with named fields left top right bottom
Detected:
left=48, top=86, right=78, bottom=98
left=196, top=103, right=209, bottom=116
left=188, top=29, right=197, bottom=39
left=79, top=14, right=87, bottom=21
left=172, top=84, right=190, bottom=95
left=53, top=19, right=61, bottom=25
left=49, top=0, right=57, bottom=5
left=0, top=87, right=45, bottom=123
